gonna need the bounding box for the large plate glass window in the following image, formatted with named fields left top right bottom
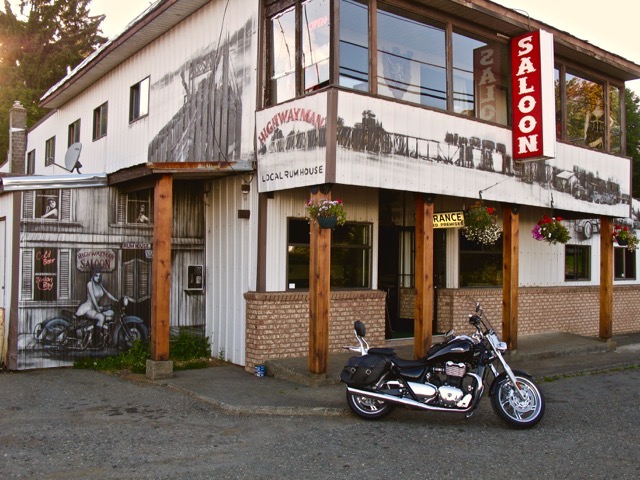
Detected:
left=377, top=3, right=446, bottom=109
left=270, top=6, right=297, bottom=104
left=339, top=0, right=368, bottom=90
left=287, top=219, right=371, bottom=289
left=302, top=0, right=330, bottom=92
left=453, top=30, right=509, bottom=125
left=459, top=234, right=502, bottom=287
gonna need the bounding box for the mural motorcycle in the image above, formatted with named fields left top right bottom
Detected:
left=341, top=302, right=545, bottom=429
left=33, top=296, right=148, bottom=354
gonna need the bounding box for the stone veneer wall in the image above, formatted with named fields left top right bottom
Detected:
left=244, top=290, right=386, bottom=368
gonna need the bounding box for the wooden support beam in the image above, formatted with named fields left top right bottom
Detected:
left=150, top=174, right=173, bottom=361
left=599, top=216, right=613, bottom=339
left=309, top=191, right=331, bottom=374
left=502, top=205, right=519, bottom=350
left=414, top=194, right=434, bottom=359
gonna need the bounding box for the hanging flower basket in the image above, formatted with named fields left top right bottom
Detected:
left=461, top=201, right=502, bottom=245
left=305, top=198, right=346, bottom=229
left=532, top=215, right=570, bottom=244
left=613, top=225, right=638, bottom=252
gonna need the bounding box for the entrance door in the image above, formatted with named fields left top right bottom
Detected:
left=378, top=225, right=445, bottom=339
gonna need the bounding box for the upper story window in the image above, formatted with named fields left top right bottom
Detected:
left=117, top=189, right=153, bottom=225
left=68, top=119, right=81, bottom=147
left=22, top=189, right=71, bottom=222
left=45, top=136, right=55, bottom=167
left=266, top=0, right=510, bottom=126
left=93, top=102, right=108, bottom=140
left=130, top=77, right=150, bottom=122
left=555, top=66, right=623, bottom=154
left=26, top=149, right=35, bottom=174
left=267, top=0, right=330, bottom=105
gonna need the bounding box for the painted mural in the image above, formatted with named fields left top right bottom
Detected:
left=16, top=183, right=205, bottom=370
left=256, top=90, right=630, bottom=220
left=148, top=18, right=254, bottom=164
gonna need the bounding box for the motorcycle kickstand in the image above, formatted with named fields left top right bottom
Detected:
left=465, top=411, right=474, bottom=419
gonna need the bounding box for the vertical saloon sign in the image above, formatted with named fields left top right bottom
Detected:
left=511, top=30, right=555, bottom=161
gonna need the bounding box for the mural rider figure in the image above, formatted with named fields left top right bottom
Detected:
left=76, top=271, right=118, bottom=338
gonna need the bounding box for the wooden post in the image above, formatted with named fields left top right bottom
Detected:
left=150, top=174, right=173, bottom=361
left=599, top=216, right=613, bottom=339
left=502, top=205, right=519, bottom=350
left=309, top=190, right=331, bottom=374
left=414, top=194, right=434, bottom=359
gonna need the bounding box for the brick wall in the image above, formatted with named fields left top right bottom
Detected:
left=436, top=286, right=640, bottom=338
left=244, top=290, right=386, bottom=368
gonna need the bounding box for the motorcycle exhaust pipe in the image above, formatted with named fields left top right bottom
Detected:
left=346, top=386, right=479, bottom=413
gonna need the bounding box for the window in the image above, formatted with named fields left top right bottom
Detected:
left=129, top=77, right=150, bottom=122
left=117, top=189, right=153, bottom=224
left=377, top=4, right=446, bottom=109
left=33, top=247, right=59, bottom=302
left=267, top=0, right=330, bottom=105
left=565, top=245, right=591, bottom=281
left=459, top=233, right=502, bottom=287
left=339, top=0, right=369, bottom=90
left=614, top=247, right=635, bottom=280
left=45, top=137, right=55, bottom=166
left=453, top=30, right=509, bottom=125
left=26, top=149, right=35, bottom=174
left=287, top=218, right=371, bottom=289
left=22, top=189, right=70, bottom=221
left=555, top=67, right=623, bottom=154
left=93, top=102, right=108, bottom=140
left=68, top=119, right=81, bottom=147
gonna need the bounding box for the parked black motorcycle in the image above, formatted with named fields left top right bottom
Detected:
left=33, top=296, right=148, bottom=353
left=341, top=302, right=545, bottom=428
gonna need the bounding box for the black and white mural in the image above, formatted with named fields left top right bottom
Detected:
left=148, top=18, right=254, bottom=165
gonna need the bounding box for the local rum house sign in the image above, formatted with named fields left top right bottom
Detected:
left=511, top=30, right=556, bottom=161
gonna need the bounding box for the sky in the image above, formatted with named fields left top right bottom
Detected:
left=3, top=0, right=640, bottom=94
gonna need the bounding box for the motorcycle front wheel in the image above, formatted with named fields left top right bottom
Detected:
left=117, top=324, right=148, bottom=351
left=346, top=389, right=395, bottom=420
left=491, top=375, right=545, bottom=429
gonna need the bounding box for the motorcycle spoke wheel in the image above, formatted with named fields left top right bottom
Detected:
left=117, top=324, right=147, bottom=351
left=491, top=376, right=545, bottom=429
left=346, top=390, right=394, bottom=420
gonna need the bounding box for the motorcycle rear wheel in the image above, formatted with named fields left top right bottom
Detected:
left=346, top=389, right=395, bottom=420
left=491, top=375, right=545, bottom=429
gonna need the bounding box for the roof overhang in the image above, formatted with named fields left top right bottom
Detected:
left=0, top=174, right=108, bottom=192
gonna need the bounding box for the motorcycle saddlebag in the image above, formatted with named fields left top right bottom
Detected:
left=341, top=354, right=390, bottom=387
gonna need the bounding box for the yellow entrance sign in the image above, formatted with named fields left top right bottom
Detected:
left=433, top=211, right=465, bottom=229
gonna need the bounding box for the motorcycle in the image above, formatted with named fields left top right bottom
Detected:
left=341, top=302, right=545, bottom=428
left=33, top=296, right=148, bottom=353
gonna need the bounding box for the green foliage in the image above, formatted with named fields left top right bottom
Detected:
left=74, top=332, right=214, bottom=373
left=0, top=0, right=108, bottom=161
left=169, top=331, right=211, bottom=361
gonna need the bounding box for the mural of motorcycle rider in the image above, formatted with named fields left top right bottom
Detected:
left=76, top=270, right=118, bottom=339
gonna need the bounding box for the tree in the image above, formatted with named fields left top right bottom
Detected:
left=0, top=0, right=107, bottom=165
left=626, top=88, right=640, bottom=198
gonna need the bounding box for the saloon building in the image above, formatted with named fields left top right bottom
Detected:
left=2, top=0, right=640, bottom=373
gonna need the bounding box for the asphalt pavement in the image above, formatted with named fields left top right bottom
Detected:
left=124, top=331, right=640, bottom=416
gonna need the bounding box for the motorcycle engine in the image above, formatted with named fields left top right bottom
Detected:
left=438, top=361, right=467, bottom=407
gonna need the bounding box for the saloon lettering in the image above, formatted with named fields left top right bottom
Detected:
left=258, top=108, right=326, bottom=145
left=513, top=33, right=541, bottom=157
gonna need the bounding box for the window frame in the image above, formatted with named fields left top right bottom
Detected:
left=286, top=218, right=372, bottom=290
left=614, top=246, right=636, bottom=280
left=92, top=102, right=108, bottom=141
left=45, top=136, right=55, bottom=167
left=564, top=244, right=591, bottom=281
left=129, top=77, right=150, bottom=123
left=26, top=149, right=35, bottom=174
left=459, top=232, right=503, bottom=287
left=68, top=119, right=81, bottom=147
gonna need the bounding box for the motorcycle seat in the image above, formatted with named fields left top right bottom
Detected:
left=368, top=348, right=429, bottom=369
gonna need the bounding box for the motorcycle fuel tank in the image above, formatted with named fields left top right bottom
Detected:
left=427, top=336, right=474, bottom=364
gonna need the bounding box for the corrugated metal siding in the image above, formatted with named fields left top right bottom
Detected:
left=207, top=175, right=258, bottom=365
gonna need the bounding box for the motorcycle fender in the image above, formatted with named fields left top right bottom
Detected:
left=488, top=369, right=532, bottom=397
left=122, top=315, right=145, bottom=325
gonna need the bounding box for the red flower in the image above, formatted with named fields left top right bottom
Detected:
left=487, top=207, right=495, bottom=215
left=556, top=216, right=563, bottom=222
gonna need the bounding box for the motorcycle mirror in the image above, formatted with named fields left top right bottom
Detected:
left=354, top=320, right=366, bottom=337
left=475, top=302, right=480, bottom=312
left=445, top=329, right=454, bottom=337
